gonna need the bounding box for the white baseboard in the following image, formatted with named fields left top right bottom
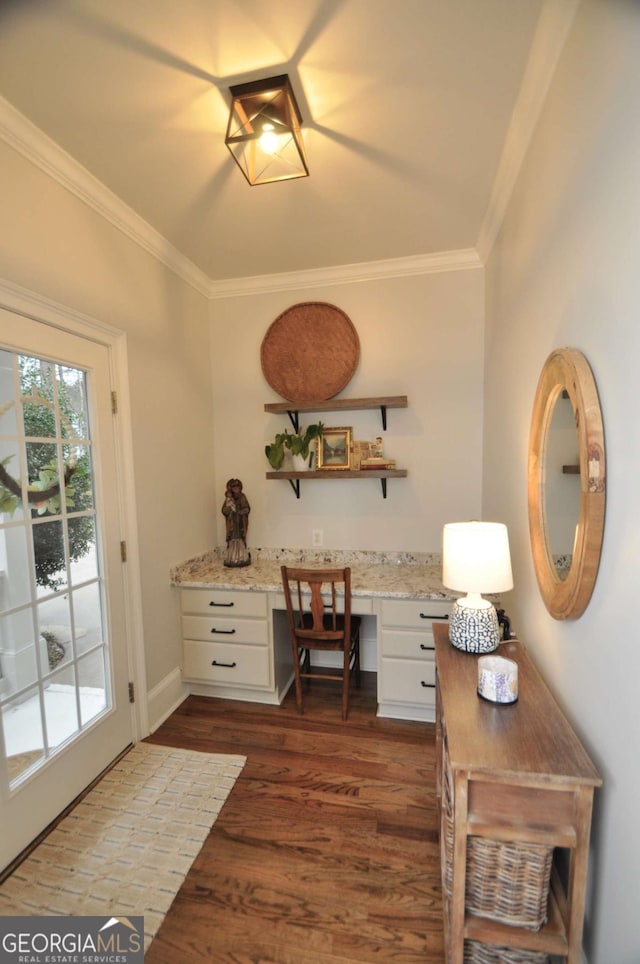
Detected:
left=147, top=667, right=189, bottom=734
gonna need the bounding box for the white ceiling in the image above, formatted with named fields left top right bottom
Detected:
left=0, top=0, right=559, bottom=285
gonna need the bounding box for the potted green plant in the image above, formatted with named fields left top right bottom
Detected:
left=265, top=422, right=323, bottom=471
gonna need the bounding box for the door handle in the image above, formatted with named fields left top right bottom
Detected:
left=211, top=659, right=237, bottom=668
left=210, top=627, right=236, bottom=634
left=209, top=600, right=234, bottom=607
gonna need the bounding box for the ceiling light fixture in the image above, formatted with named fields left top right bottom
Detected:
left=225, top=74, right=309, bottom=186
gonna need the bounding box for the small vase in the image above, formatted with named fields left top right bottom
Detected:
left=292, top=453, right=312, bottom=471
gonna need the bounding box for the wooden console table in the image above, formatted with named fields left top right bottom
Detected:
left=434, top=623, right=601, bottom=963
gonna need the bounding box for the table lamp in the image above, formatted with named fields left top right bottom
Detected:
left=442, top=521, right=513, bottom=653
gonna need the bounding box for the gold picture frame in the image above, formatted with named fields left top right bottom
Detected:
left=317, top=426, right=352, bottom=470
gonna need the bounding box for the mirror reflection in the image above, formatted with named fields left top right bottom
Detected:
left=544, top=391, right=581, bottom=581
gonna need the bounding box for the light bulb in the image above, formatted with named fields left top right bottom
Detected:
left=258, top=123, right=278, bottom=154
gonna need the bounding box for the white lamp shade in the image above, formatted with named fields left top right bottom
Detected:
left=442, top=521, right=513, bottom=594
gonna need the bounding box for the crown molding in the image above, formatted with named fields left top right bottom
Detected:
left=0, top=95, right=482, bottom=302
left=207, top=248, right=482, bottom=299
left=0, top=95, right=211, bottom=297
left=476, top=0, right=580, bottom=263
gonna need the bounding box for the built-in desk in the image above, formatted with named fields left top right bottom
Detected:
left=171, top=551, right=455, bottom=721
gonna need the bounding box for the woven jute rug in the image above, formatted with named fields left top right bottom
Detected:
left=0, top=742, right=246, bottom=950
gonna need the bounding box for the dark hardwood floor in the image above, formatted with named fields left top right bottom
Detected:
left=145, top=672, right=445, bottom=963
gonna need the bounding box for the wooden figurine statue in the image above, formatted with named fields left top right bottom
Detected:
left=222, top=478, right=251, bottom=567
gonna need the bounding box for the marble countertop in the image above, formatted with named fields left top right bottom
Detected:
left=171, top=549, right=456, bottom=601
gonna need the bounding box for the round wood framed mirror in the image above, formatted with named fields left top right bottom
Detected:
left=528, top=348, right=605, bottom=619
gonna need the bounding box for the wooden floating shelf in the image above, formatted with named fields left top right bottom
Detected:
left=264, top=395, right=408, bottom=431
left=266, top=470, right=408, bottom=480
left=266, top=468, right=408, bottom=499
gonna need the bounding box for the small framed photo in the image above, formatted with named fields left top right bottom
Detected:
left=317, top=426, right=352, bottom=470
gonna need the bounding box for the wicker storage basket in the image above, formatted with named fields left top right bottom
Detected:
left=464, top=940, right=550, bottom=963
left=442, top=753, right=553, bottom=931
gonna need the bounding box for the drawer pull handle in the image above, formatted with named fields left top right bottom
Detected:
left=211, top=627, right=236, bottom=635
left=209, top=601, right=234, bottom=607
left=420, top=613, right=449, bottom=620
left=211, top=659, right=237, bottom=668
left=421, top=681, right=436, bottom=688
left=420, top=643, right=435, bottom=651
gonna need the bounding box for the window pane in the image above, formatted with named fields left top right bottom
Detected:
left=0, top=442, right=24, bottom=522
left=37, top=596, right=72, bottom=671
left=71, top=582, right=103, bottom=656
left=19, top=355, right=55, bottom=412
left=0, top=525, right=31, bottom=609
left=64, top=443, right=94, bottom=513
left=44, top=665, right=79, bottom=751
left=57, top=365, right=89, bottom=440
left=8, top=744, right=44, bottom=785
left=0, top=609, right=38, bottom=695
left=0, top=350, right=18, bottom=435
left=77, top=649, right=107, bottom=726
left=2, top=686, right=45, bottom=777
left=21, top=393, right=56, bottom=442
left=33, top=519, right=68, bottom=595
left=69, top=518, right=97, bottom=586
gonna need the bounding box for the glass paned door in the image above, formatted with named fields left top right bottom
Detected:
left=0, top=310, right=133, bottom=869
left=0, top=351, right=109, bottom=783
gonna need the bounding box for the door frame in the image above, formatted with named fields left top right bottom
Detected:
left=0, top=276, right=148, bottom=741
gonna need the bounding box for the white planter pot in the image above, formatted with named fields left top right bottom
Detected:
left=292, top=453, right=313, bottom=471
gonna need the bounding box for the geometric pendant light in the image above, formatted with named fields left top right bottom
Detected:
left=225, top=74, right=309, bottom=186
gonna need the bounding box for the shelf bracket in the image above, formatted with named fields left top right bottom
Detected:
left=380, top=405, right=388, bottom=431
left=286, top=410, right=299, bottom=432
left=288, top=478, right=301, bottom=499
left=380, top=478, right=387, bottom=499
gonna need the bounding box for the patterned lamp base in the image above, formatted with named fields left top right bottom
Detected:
left=449, top=600, right=500, bottom=653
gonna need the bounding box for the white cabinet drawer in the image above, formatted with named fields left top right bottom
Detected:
left=380, top=598, right=450, bottom=629
left=380, top=628, right=435, bottom=660
left=180, top=588, right=267, bottom=618
left=183, top=639, right=271, bottom=687
left=182, top=614, right=268, bottom=646
left=380, top=657, right=436, bottom=705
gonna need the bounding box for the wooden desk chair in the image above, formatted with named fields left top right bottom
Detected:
left=281, top=565, right=361, bottom=721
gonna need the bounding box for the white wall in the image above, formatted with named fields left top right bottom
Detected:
left=210, top=266, right=485, bottom=554
left=0, top=138, right=213, bottom=698
left=483, top=2, right=640, bottom=961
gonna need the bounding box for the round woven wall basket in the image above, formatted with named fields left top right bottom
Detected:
left=260, top=302, right=360, bottom=403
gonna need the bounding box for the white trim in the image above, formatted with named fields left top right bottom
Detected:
left=207, top=248, right=482, bottom=299
left=0, top=278, right=122, bottom=342
left=0, top=95, right=482, bottom=298
left=0, top=277, right=149, bottom=741
left=108, top=333, right=149, bottom=739
left=0, top=95, right=211, bottom=298
left=476, top=0, right=580, bottom=262
left=147, top=668, right=189, bottom=734
left=0, top=4, right=578, bottom=297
